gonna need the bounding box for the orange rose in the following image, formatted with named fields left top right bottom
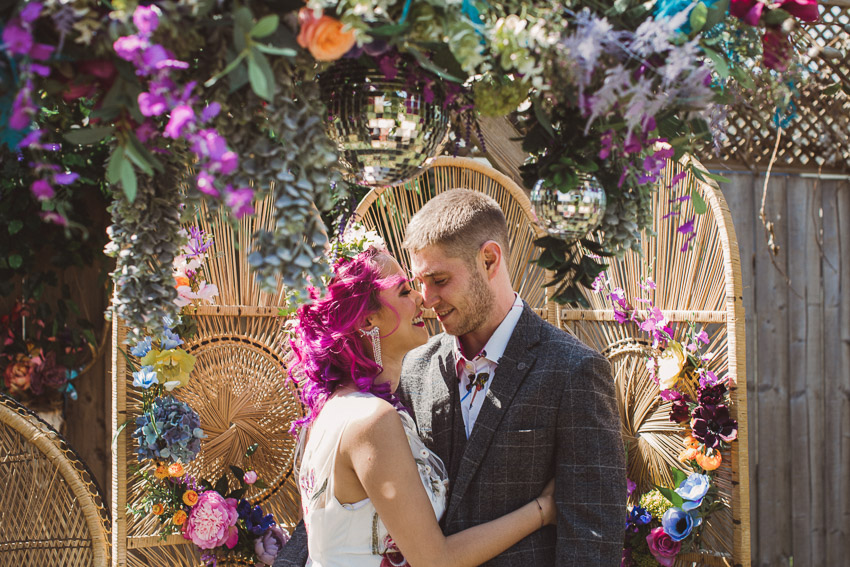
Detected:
left=151, top=503, right=165, bottom=516
left=297, top=8, right=356, bottom=61
left=154, top=465, right=169, bottom=480
left=3, top=353, right=33, bottom=395
left=678, top=447, right=699, bottom=462
left=696, top=450, right=722, bottom=471
left=168, top=462, right=185, bottom=477
left=182, top=490, right=199, bottom=507
left=174, top=275, right=190, bottom=288
left=172, top=510, right=188, bottom=526
left=683, top=435, right=700, bottom=449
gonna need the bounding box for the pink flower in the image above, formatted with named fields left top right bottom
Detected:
left=138, top=92, right=168, bottom=117
left=778, top=0, right=819, bottom=22
left=730, top=0, right=764, bottom=25
left=225, top=186, right=254, bottom=218
left=4, top=353, right=33, bottom=395
left=133, top=5, right=160, bottom=34
left=29, top=350, right=66, bottom=395
left=165, top=105, right=195, bottom=139
left=183, top=491, right=240, bottom=550
left=28, top=43, right=54, bottom=61
left=196, top=172, right=218, bottom=196
left=244, top=470, right=258, bottom=485
left=20, top=3, right=43, bottom=23
left=646, top=527, right=681, bottom=567
left=113, top=35, right=146, bottom=62
left=762, top=28, right=793, bottom=72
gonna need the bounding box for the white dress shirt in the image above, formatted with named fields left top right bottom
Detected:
left=454, top=294, right=524, bottom=438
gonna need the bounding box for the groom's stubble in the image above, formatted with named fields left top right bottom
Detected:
left=445, top=264, right=494, bottom=339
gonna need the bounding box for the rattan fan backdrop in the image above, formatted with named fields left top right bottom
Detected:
left=111, top=195, right=303, bottom=567
left=561, top=154, right=750, bottom=567
left=0, top=394, right=110, bottom=566
left=353, top=156, right=555, bottom=332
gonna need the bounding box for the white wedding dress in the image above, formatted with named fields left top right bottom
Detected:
left=297, top=391, right=448, bottom=567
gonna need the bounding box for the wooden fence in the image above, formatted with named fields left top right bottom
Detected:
left=721, top=171, right=850, bottom=567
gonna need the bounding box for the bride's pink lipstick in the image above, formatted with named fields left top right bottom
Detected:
left=413, top=311, right=426, bottom=327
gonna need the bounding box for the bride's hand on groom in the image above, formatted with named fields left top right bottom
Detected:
left=537, top=478, right=557, bottom=526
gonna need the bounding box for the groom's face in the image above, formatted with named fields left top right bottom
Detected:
left=410, top=244, right=494, bottom=338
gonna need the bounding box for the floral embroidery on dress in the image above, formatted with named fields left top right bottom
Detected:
left=378, top=535, right=409, bottom=567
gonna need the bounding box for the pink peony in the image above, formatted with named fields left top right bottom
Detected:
left=29, top=351, right=66, bottom=395
left=646, top=527, right=681, bottom=567
left=729, top=0, right=764, bottom=25
left=183, top=491, right=240, bottom=550
left=4, top=353, right=33, bottom=395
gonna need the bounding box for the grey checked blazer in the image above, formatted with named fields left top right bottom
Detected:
left=397, top=303, right=626, bottom=566
left=274, top=303, right=626, bottom=567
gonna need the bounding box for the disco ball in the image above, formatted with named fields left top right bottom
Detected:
left=530, top=174, right=607, bottom=243
left=318, top=60, right=450, bottom=187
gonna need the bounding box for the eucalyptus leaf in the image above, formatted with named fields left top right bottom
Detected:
left=691, top=187, right=708, bottom=214
left=823, top=82, right=842, bottom=96
left=8, top=220, right=23, bottom=235
left=250, top=14, right=279, bottom=38
left=123, top=138, right=155, bottom=176
left=64, top=126, right=115, bottom=145
left=763, top=7, right=791, bottom=25
left=704, top=0, right=729, bottom=29
left=205, top=51, right=248, bottom=88
left=8, top=254, right=22, bottom=269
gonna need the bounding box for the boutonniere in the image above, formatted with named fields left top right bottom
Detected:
left=461, top=372, right=490, bottom=407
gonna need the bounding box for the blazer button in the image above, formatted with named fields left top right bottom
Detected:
left=517, top=362, right=527, bottom=370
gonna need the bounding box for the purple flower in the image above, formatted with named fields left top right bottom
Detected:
left=138, top=92, right=168, bottom=117
left=254, top=526, right=290, bottom=565
left=20, top=3, right=43, bottom=23
left=691, top=404, right=737, bottom=449
left=30, top=63, right=50, bottom=76
left=201, top=102, right=221, bottom=122
left=198, top=129, right=227, bottom=159
left=164, top=105, right=195, bottom=138
left=196, top=172, right=218, bottom=196
left=698, top=383, right=726, bottom=407
left=627, top=478, right=637, bottom=496
left=225, top=186, right=254, bottom=218
left=133, top=5, right=160, bottom=34
left=28, top=43, right=54, bottom=61
left=31, top=179, right=54, bottom=200
left=669, top=398, right=691, bottom=423
left=698, top=369, right=720, bottom=388
left=218, top=151, right=238, bottom=175
left=143, top=45, right=188, bottom=71
left=17, top=129, right=43, bottom=148
left=113, top=35, right=146, bottom=61
left=54, top=172, right=79, bottom=185
left=2, top=21, right=33, bottom=55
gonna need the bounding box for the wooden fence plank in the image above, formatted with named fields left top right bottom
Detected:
left=836, top=181, right=850, bottom=565
left=754, top=174, right=792, bottom=567
left=803, top=177, right=826, bottom=567
left=721, top=173, right=760, bottom=562
left=786, top=178, right=811, bottom=566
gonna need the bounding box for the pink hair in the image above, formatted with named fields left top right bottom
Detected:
left=289, top=248, right=405, bottom=431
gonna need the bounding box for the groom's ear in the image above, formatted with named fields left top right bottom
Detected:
left=480, top=241, right=502, bottom=277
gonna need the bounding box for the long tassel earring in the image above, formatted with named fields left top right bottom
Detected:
left=358, top=327, right=382, bottom=367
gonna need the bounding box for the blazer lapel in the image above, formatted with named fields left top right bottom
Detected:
left=444, top=305, right=542, bottom=524
left=428, top=336, right=460, bottom=479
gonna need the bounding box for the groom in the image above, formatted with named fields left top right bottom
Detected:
left=275, top=189, right=626, bottom=566
left=397, top=188, right=625, bottom=565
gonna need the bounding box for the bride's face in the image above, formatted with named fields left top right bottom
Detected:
left=367, top=256, right=428, bottom=360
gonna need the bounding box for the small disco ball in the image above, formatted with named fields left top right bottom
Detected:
left=530, top=174, right=607, bottom=243
left=318, top=60, right=450, bottom=187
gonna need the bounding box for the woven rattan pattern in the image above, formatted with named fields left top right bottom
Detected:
left=112, top=197, right=303, bottom=567
left=561, top=154, right=750, bottom=566
left=0, top=394, right=110, bottom=566
left=712, top=2, right=850, bottom=172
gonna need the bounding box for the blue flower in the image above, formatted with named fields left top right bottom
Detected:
left=662, top=506, right=694, bottom=541
left=160, top=329, right=183, bottom=351
left=675, top=473, right=711, bottom=510
left=131, top=396, right=204, bottom=463
left=629, top=505, right=653, bottom=526
left=654, top=0, right=723, bottom=34
left=131, top=336, right=153, bottom=357
left=132, top=366, right=159, bottom=389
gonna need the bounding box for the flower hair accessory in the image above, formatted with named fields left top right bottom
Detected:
left=329, top=222, right=386, bottom=266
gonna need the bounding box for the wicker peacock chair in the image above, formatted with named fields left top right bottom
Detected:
left=357, top=155, right=750, bottom=567
left=111, top=195, right=303, bottom=567
left=560, top=154, right=751, bottom=567
left=0, top=394, right=111, bottom=566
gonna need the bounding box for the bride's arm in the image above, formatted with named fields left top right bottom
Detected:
left=341, top=400, right=555, bottom=567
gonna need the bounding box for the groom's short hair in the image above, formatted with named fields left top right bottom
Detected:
left=402, top=188, right=510, bottom=265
